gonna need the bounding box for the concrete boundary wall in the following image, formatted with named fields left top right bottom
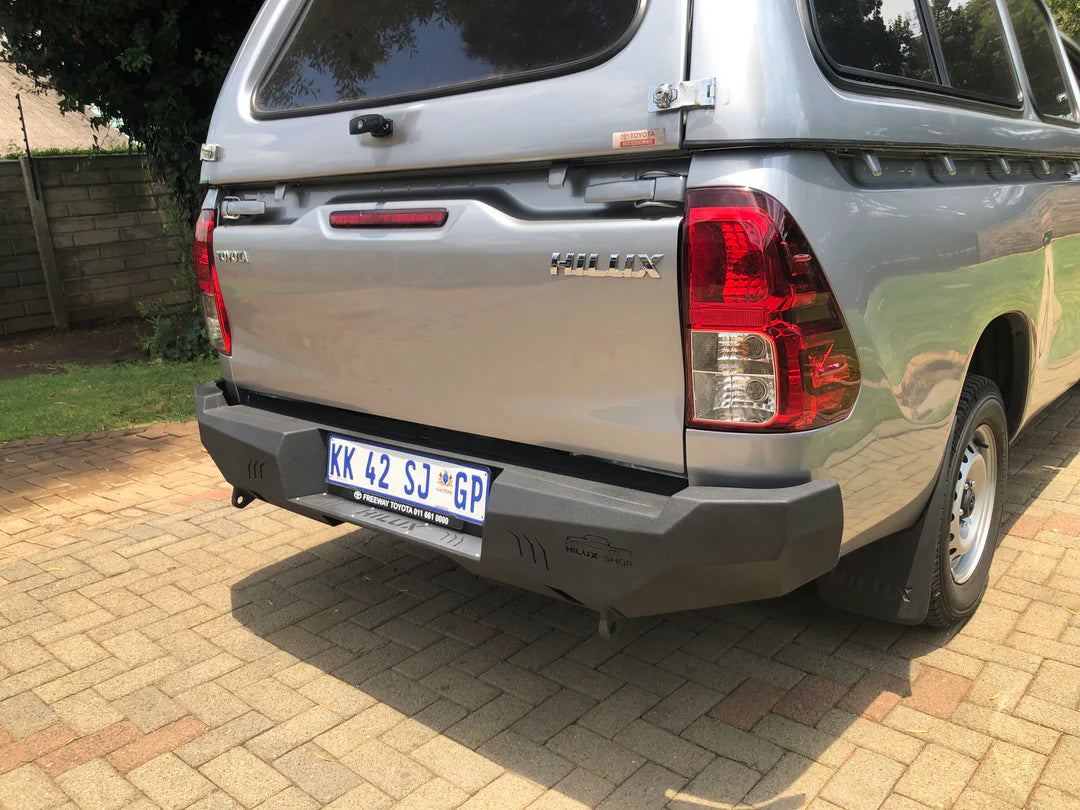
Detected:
left=0, top=153, right=184, bottom=337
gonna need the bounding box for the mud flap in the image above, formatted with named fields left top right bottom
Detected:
left=815, top=464, right=946, bottom=625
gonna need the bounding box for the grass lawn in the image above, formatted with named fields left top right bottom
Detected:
left=0, top=359, right=219, bottom=442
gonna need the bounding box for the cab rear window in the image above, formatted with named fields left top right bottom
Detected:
left=932, top=0, right=1018, bottom=102
left=812, top=0, right=935, bottom=83
left=1004, top=0, right=1074, bottom=120
left=810, top=0, right=1019, bottom=106
left=255, top=0, right=643, bottom=115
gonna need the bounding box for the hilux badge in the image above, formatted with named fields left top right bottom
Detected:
left=550, top=253, right=663, bottom=279
left=216, top=250, right=249, bottom=264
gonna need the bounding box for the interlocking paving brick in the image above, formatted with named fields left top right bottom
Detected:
left=755, top=713, right=856, bottom=769
left=380, top=700, right=467, bottom=754
left=612, top=719, right=711, bottom=779
left=709, top=678, right=786, bottom=732
left=1015, top=695, right=1080, bottom=735
left=1027, top=784, right=1080, bottom=810
left=0, top=722, right=75, bottom=774
left=967, top=740, right=1047, bottom=806
left=422, top=666, right=501, bottom=711
left=106, top=715, right=208, bottom=772
left=817, top=710, right=924, bottom=765
left=895, top=743, right=978, bottom=808
left=966, top=662, right=1034, bottom=713
left=513, top=688, right=597, bottom=745
left=667, top=756, right=759, bottom=810
left=129, top=752, right=216, bottom=809
left=743, top=751, right=833, bottom=808
left=579, top=684, right=660, bottom=739
left=1015, top=601, right=1071, bottom=640
left=883, top=705, right=992, bottom=759
left=36, top=720, right=141, bottom=776
left=200, top=747, right=290, bottom=807
left=682, top=716, right=782, bottom=773
left=410, top=735, right=504, bottom=793
left=1028, top=659, right=1080, bottom=708
left=0, top=692, right=58, bottom=739
left=596, top=652, right=685, bottom=697
left=837, top=670, right=910, bottom=722
left=819, top=748, right=906, bottom=810
left=321, top=781, right=393, bottom=810
left=545, top=725, right=644, bottom=785
left=774, top=674, right=850, bottom=728
left=115, top=685, right=186, bottom=732
left=49, top=689, right=126, bottom=736
left=640, top=681, right=723, bottom=735
left=0, top=637, right=53, bottom=673
left=245, top=704, right=340, bottom=761
left=1040, top=734, right=1080, bottom=795
left=313, top=703, right=405, bottom=758
left=594, top=761, right=685, bottom=810
left=0, top=763, right=67, bottom=810
left=446, top=694, right=531, bottom=749
left=274, top=745, right=364, bottom=804
left=951, top=701, right=1060, bottom=754
left=458, top=771, right=546, bottom=809
left=297, top=673, right=376, bottom=717
left=477, top=730, right=573, bottom=789
left=177, top=681, right=251, bottom=727
left=900, top=666, right=973, bottom=720
left=392, top=777, right=470, bottom=810
left=338, top=738, right=432, bottom=799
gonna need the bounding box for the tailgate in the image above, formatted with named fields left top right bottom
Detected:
left=212, top=165, right=688, bottom=473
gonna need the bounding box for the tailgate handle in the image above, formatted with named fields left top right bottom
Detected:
left=220, top=198, right=267, bottom=220
left=349, top=114, right=394, bottom=138
left=584, top=174, right=685, bottom=207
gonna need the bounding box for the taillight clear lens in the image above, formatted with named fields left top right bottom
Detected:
left=193, top=209, right=232, bottom=355
left=683, top=188, right=859, bottom=431
left=691, top=331, right=778, bottom=425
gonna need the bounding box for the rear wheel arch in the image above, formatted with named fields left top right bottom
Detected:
left=966, top=313, right=1031, bottom=438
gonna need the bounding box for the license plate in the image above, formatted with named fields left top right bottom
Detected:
left=326, top=435, right=490, bottom=527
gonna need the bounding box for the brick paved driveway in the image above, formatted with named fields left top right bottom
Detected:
left=0, top=398, right=1078, bottom=810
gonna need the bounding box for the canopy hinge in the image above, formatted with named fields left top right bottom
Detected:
left=648, top=78, right=718, bottom=113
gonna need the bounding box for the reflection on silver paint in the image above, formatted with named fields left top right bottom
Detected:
left=686, top=151, right=1080, bottom=550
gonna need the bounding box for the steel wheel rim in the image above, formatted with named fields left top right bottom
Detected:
left=949, top=424, right=997, bottom=584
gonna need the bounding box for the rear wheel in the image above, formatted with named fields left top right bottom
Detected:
left=926, top=375, right=1008, bottom=628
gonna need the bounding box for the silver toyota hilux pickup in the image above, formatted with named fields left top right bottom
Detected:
left=195, top=0, right=1080, bottom=632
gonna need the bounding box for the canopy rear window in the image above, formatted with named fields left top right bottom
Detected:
left=255, top=0, right=644, bottom=116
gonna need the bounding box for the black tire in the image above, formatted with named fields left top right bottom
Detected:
left=925, top=374, right=1009, bottom=628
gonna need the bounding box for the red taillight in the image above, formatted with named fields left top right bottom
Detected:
left=682, top=188, right=860, bottom=431
left=329, top=209, right=448, bottom=228
left=193, top=209, right=232, bottom=356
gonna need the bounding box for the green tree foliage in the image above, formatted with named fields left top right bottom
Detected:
left=0, top=0, right=262, bottom=221
left=1047, top=0, right=1080, bottom=40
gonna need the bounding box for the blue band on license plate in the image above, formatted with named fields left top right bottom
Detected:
left=326, top=435, right=490, bottom=527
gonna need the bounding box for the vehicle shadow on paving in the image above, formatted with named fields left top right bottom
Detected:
left=230, top=528, right=949, bottom=808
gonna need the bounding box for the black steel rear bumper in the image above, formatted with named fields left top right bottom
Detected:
left=196, top=381, right=843, bottom=617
